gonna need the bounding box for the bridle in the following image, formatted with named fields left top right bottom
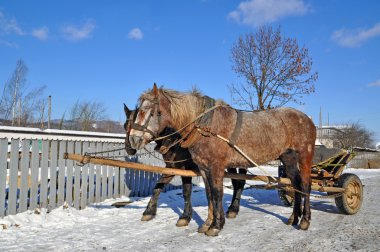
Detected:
left=131, top=97, right=161, bottom=139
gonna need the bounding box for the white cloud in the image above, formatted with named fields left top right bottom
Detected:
left=31, top=27, right=49, bottom=40
left=0, top=38, right=18, bottom=47
left=128, top=28, right=143, bottom=40
left=368, top=79, right=380, bottom=87
left=61, top=20, right=96, bottom=42
left=228, top=0, right=309, bottom=27
left=0, top=10, right=25, bottom=35
left=332, top=23, right=380, bottom=48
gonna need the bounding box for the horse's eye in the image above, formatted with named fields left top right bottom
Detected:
left=157, top=111, right=162, bottom=116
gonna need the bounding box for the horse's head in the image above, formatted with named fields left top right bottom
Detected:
left=123, top=103, right=137, bottom=155
left=129, top=83, right=172, bottom=150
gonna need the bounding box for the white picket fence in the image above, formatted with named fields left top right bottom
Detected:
left=0, top=135, right=187, bottom=217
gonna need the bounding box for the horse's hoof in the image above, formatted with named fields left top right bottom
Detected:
left=299, top=219, right=310, bottom=230
left=286, top=217, right=298, bottom=226
left=198, top=224, right=210, bottom=233
left=176, top=218, right=190, bottom=227
left=141, top=214, right=155, bottom=221
left=226, top=211, right=237, bottom=219
left=205, top=228, right=221, bottom=237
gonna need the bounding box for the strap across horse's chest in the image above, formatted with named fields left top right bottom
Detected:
left=229, top=110, right=243, bottom=146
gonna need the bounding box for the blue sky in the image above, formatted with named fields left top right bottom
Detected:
left=0, top=0, right=379, bottom=143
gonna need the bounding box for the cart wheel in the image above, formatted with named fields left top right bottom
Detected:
left=335, top=173, right=363, bottom=215
left=278, top=165, right=294, bottom=207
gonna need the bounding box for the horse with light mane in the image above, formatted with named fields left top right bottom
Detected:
left=124, top=104, right=247, bottom=226
left=129, top=83, right=316, bottom=236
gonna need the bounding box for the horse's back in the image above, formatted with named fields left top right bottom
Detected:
left=230, top=107, right=316, bottom=164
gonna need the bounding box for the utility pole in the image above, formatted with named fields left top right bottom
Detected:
left=48, top=95, right=51, bottom=129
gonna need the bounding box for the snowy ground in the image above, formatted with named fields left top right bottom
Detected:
left=1, top=167, right=379, bottom=252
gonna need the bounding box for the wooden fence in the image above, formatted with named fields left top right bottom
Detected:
left=0, top=137, right=188, bottom=217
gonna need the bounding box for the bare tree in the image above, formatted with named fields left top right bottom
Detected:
left=0, top=59, right=28, bottom=122
left=230, top=26, right=318, bottom=110
left=0, top=59, right=47, bottom=127
left=331, top=122, right=375, bottom=149
left=68, top=100, right=107, bottom=131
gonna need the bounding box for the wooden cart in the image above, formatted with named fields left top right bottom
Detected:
left=65, top=147, right=363, bottom=215
left=278, top=148, right=363, bottom=214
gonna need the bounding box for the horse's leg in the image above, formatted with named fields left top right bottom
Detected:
left=280, top=150, right=302, bottom=226
left=198, top=169, right=214, bottom=233
left=176, top=176, right=193, bottom=227
left=141, top=174, right=174, bottom=221
left=205, top=168, right=225, bottom=237
left=298, top=153, right=313, bottom=230
left=227, top=168, right=247, bottom=218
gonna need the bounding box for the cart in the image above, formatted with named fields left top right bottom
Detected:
left=278, top=147, right=363, bottom=214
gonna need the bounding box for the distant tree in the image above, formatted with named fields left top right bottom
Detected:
left=68, top=100, right=107, bottom=131
left=0, top=59, right=47, bottom=126
left=230, top=25, right=318, bottom=110
left=331, top=122, right=375, bottom=149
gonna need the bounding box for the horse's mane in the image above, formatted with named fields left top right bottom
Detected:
left=139, top=86, right=226, bottom=129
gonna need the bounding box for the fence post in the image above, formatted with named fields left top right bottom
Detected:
left=0, top=138, right=7, bottom=217
left=7, top=139, right=19, bottom=215
left=29, top=140, right=40, bottom=210
left=18, top=139, right=30, bottom=213
left=88, top=142, right=96, bottom=203
left=66, top=141, right=74, bottom=206
left=48, top=140, right=58, bottom=210
left=57, top=140, right=67, bottom=207
left=73, top=141, right=82, bottom=210
left=40, top=140, right=49, bottom=209
left=80, top=142, right=89, bottom=210
left=95, top=142, right=102, bottom=203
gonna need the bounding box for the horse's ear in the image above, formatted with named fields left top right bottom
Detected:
left=153, top=83, right=158, bottom=97
left=124, top=103, right=131, bottom=116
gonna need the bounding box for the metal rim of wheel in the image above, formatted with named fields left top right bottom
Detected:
left=345, top=178, right=362, bottom=212
left=335, top=173, right=363, bottom=215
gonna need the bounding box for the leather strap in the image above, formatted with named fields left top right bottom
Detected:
left=229, top=110, right=243, bottom=146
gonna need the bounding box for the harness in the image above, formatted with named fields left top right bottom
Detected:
left=129, top=95, right=276, bottom=181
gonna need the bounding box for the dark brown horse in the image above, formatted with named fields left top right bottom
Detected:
left=124, top=104, right=247, bottom=226
left=129, top=84, right=316, bottom=236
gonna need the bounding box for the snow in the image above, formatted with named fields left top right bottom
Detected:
left=1, top=168, right=380, bottom=251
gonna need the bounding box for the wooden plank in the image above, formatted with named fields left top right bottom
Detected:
left=57, top=141, right=67, bottom=207
left=113, top=144, right=122, bottom=198
left=95, top=142, right=102, bottom=203
left=18, top=140, right=30, bottom=213
left=65, top=153, right=292, bottom=184
left=88, top=142, right=96, bottom=203
left=66, top=142, right=74, bottom=206
left=0, top=138, right=8, bottom=217
left=101, top=144, right=108, bottom=201
left=48, top=140, right=58, bottom=210
left=39, top=140, right=49, bottom=209
left=140, top=170, right=147, bottom=197
left=73, top=142, right=82, bottom=210
left=7, top=139, right=20, bottom=215
left=107, top=144, right=114, bottom=199
left=29, top=140, right=40, bottom=210
left=80, top=142, right=89, bottom=210
left=119, top=167, right=126, bottom=196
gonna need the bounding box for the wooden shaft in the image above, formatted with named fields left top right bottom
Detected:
left=65, top=153, right=346, bottom=193
left=64, top=153, right=291, bottom=184
left=65, top=153, right=201, bottom=177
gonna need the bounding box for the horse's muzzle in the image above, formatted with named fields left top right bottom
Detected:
left=129, top=135, right=144, bottom=150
